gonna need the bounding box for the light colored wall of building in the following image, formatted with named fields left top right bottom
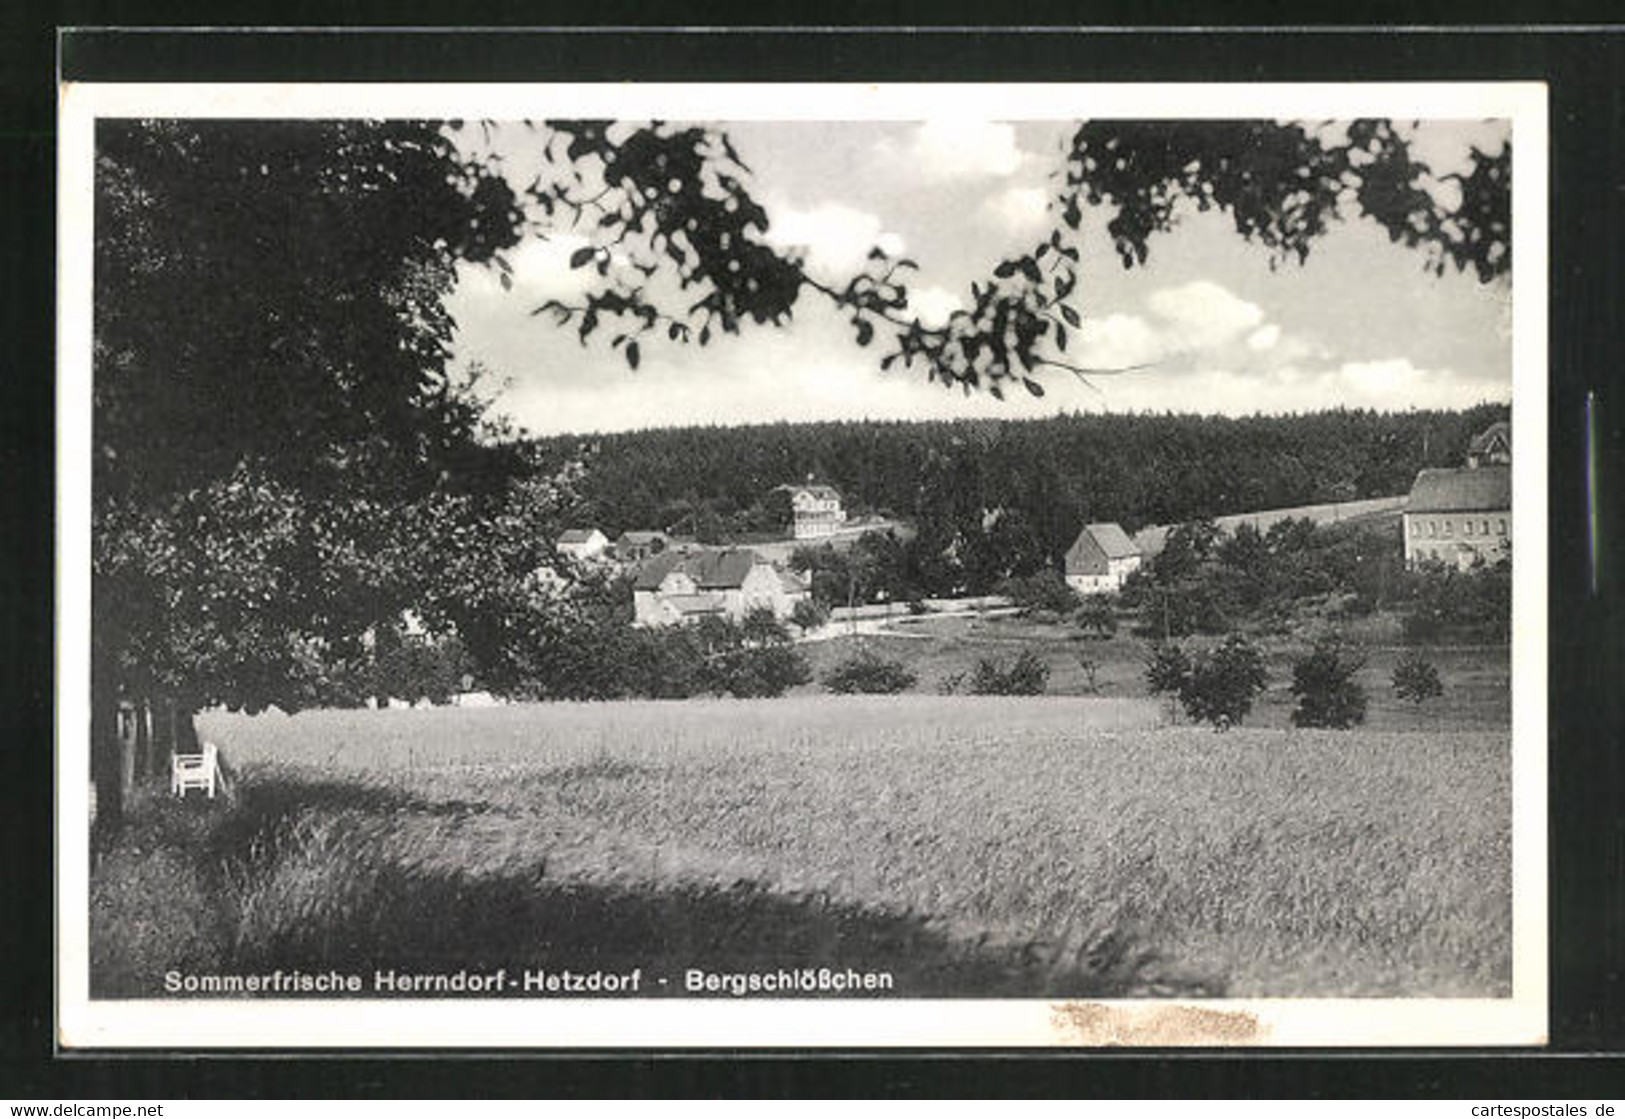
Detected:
left=1067, top=553, right=1139, bottom=596
left=1404, top=511, right=1512, bottom=569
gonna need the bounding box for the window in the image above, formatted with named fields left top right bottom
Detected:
left=1499, top=519, right=1508, bottom=535
left=1428, top=520, right=1437, bottom=537
left=1465, top=521, right=1474, bottom=536
left=1483, top=520, right=1491, bottom=535
left=1441, top=520, right=1452, bottom=537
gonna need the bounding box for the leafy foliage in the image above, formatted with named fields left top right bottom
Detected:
left=1065, top=119, right=1510, bottom=282
left=822, top=648, right=919, bottom=695
left=1178, top=635, right=1268, bottom=730
left=998, top=570, right=1080, bottom=616
left=790, top=597, right=831, bottom=632
left=1401, top=560, right=1512, bottom=644
left=1123, top=513, right=1413, bottom=639
left=959, top=650, right=1052, bottom=696
left=1076, top=598, right=1119, bottom=640
left=1392, top=653, right=1445, bottom=705
left=94, top=119, right=529, bottom=717
left=1143, top=642, right=1193, bottom=698
left=529, top=119, right=1510, bottom=398
left=1289, top=639, right=1370, bottom=729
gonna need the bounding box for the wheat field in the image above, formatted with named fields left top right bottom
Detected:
left=177, top=697, right=1512, bottom=998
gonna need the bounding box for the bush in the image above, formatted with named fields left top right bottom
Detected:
left=1178, top=634, right=1267, bottom=730
left=998, top=571, right=1079, bottom=616
left=1392, top=652, right=1445, bottom=705
left=1289, top=639, right=1369, bottom=729
left=823, top=648, right=918, bottom=694
left=790, top=597, right=830, bottom=632
left=965, top=650, right=1051, bottom=696
left=1076, top=598, right=1118, bottom=639
left=1143, top=641, right=1192, bottom=697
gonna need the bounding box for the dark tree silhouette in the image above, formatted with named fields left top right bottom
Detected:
left=527, top=118, right=1510, bottom=398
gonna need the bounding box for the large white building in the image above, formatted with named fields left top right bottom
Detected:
left=1403, top=421, right=1512, bottom=570
left=632, top=547, right=810, bottom=628
left=776, top=483, right=847, bottom=540
left=1063, top=522, right=1142, bottom=595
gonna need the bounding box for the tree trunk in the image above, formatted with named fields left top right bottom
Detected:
left=89, top=643, right=126, bottom=828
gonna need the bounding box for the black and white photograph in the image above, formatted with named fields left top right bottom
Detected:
left=56, top=81, right=1548, bottom=1048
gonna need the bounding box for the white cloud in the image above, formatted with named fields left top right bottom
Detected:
left=886, top=120, right=1027, bottom=179
left=1075, top=312, right=1165, bottom=369
left=1246, top=324, right=1282, bottom=352
left=454, top=233, right=599, bottom=303
left=760, top=200, right=905, bottom=277
left=907, top=285, right=963, bottom=328
left=983, top=186, right=1050, bottom=232
left=1146, top=280, right=1266, bottom=351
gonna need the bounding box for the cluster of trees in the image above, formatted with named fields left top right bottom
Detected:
left=1120, top=513, right=1509, bottom=644
left=1147, top=635, right=1447, bottom=731
left=538, top=405, right=1510, bottom=559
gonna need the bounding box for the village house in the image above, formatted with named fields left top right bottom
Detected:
left=1064, top=522, right=1142, bottom=596
left=555, top=527, right=610, bottom=562
left=775, top=482, right=847, bottom=540
left=1466, top=420, right=1512, bottom=468
left=632, top=546, right=811, bottom=628
left=614, top=530, right=669, bottom=563
left=1403, top=422, right=1512, bottom=569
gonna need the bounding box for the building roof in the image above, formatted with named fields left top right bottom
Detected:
left=1407, top=466, right=1511, bottom=513
left=617, top=530, right=668, bottom=544
left=777, top=483, right=842, bottom=502
left=1083, top=522, right=1139, bottom=559
left=1468, top=421, right=1512, bottom=457
left=632, top=547, right=767, bottom=591
left=1065, top=522, right=1139, bottom=575
left=556, top=528, right=602, bottom=545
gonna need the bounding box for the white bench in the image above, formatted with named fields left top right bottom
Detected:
left=171, top=742, right=219, bottom=799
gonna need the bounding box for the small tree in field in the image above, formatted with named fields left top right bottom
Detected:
left=823, top=647, right=918, bottom=695
left=965, top=650, right=1051, bottom=695
left=790, top=597, right=830, bottom=633
left=1392, top=652, right=1445, bottom=705
left=1289, top=638, right=1369, bottom=729
left=1179, top=634, right=1268, bottom=731
left=1076, top=598, right=1118, bottom=640
left=1144, top=641, right=1191, bottom=696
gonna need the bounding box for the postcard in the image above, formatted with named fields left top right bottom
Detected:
left=57, top=79, right=1548, bottom=1048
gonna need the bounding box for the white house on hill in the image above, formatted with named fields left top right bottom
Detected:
left=776, top=482, right=847, bottom=540
left=632, top=547, right=810, bottom=627
left=1403, top=420, right=1512, bottom=570
left=1064, top=522, right=1142, bottom=595
left=556, top=527, right=610, bottom=562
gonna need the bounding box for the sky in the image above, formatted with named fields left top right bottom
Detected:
left=444, top=119, right=1513, bottom=438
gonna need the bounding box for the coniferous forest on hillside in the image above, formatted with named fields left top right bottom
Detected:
left=531, top=404, right=1511, bottom=561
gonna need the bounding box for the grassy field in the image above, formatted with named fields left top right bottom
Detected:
left=797, top=614, right=1511, bottom=732
left=91, top=694, right=1510, bottom=1000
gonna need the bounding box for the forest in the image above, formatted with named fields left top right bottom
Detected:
left=532, top=403, right=1512, bottom=562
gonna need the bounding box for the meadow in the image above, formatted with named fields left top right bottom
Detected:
left=91, top=695, right=1511, bottom=1000
left=798, top=615, right=1512, bottom=732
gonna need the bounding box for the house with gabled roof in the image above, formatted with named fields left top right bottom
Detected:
left=632, top=546, right=810, bottom=628
left=1064, top=522, right=1142, bottom=596
left=555, top=527, right=610, bottom=562
left=1404, top=420, right=1512, bottom=570
left=1466, top=420, right=1512, bottom=468
left=614, top=529, right=669, bottom=563
left=774, top=480, right=847, bottom=540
